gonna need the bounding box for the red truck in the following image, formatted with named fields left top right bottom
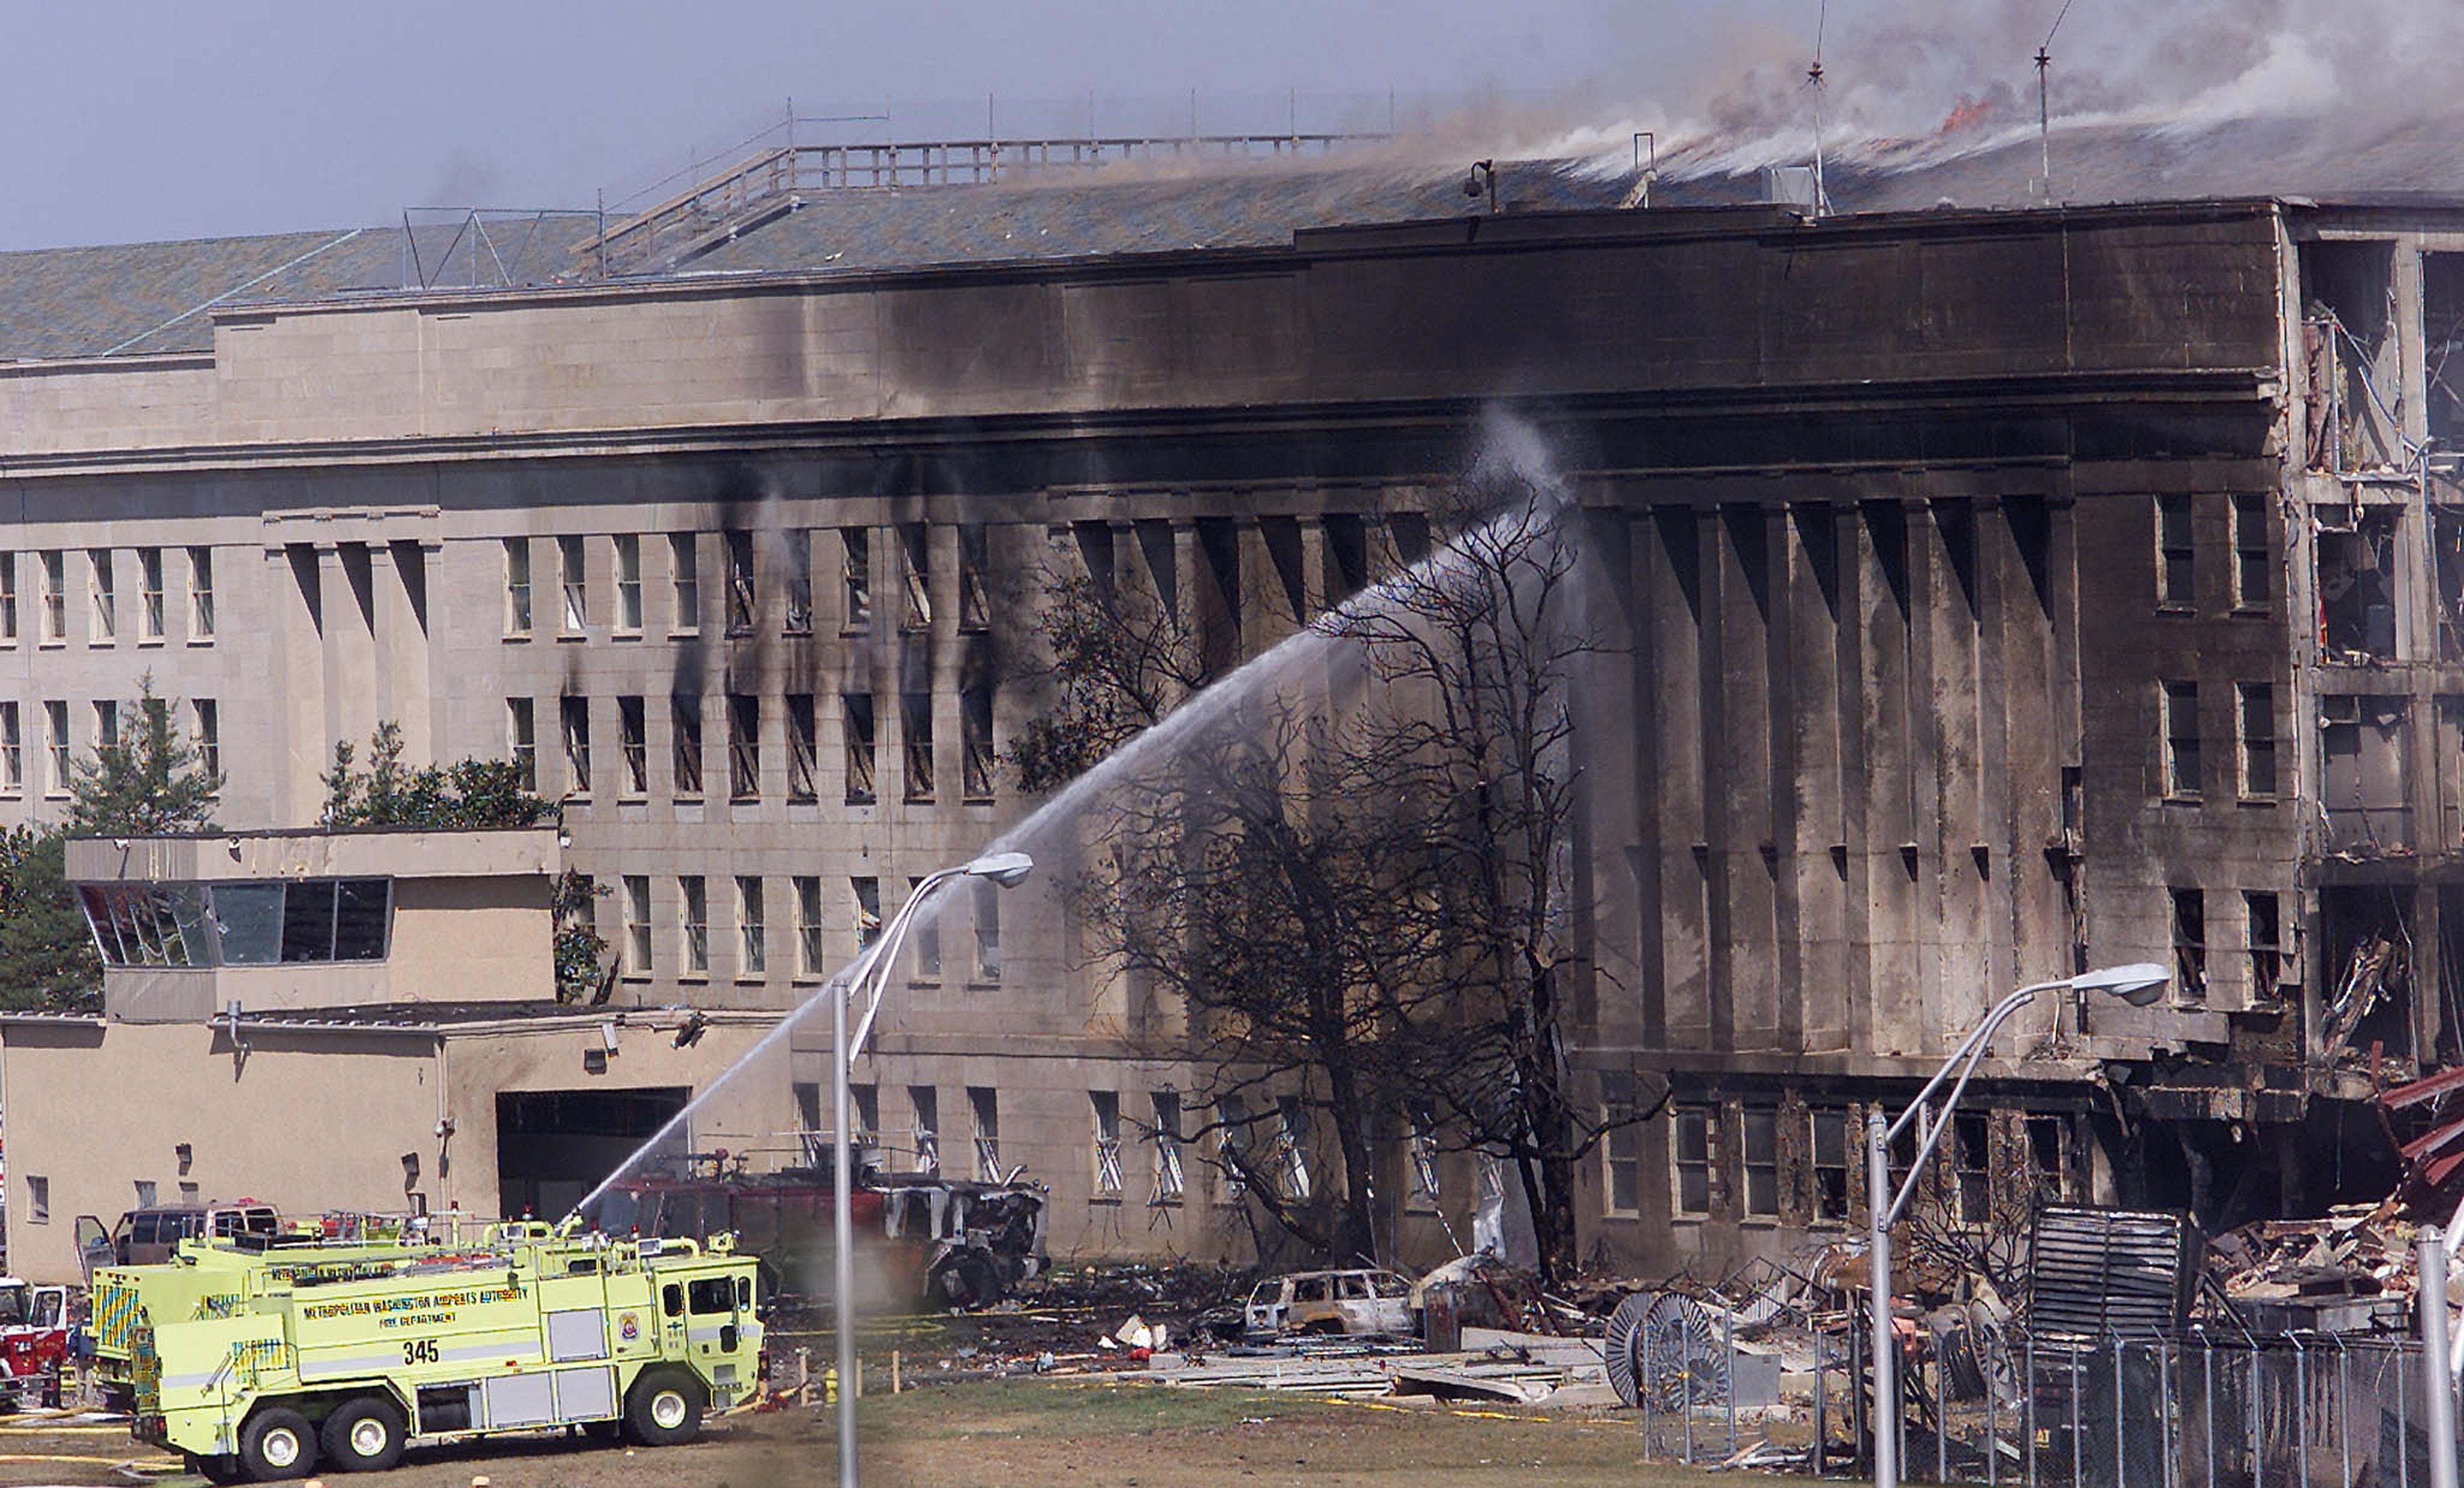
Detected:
left=0, top=1277, right=68, bottom=1410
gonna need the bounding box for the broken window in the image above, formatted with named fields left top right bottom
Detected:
left=2436, top=511, right=2464, bottom=663
left=2155, top=494, right=2195, bottom=609
left=2303, top=240, right=2404, bottom=472
left=617, top=696, right=647, bottom=796
left=2322, top=693, right=2413, bottom=853
left=2324, top=888, right=2415, bottom=1065
left=561, top=695, right=591, bottom=796
left=2237, top=683, right=2277, bottom=799
left=2425, top=253, right=2464, bottom=451
left=2232, top=494, right=2270, bottom=610
left=138, top=548, right=163, bottom=641
left=784, top=530, right=812, bottom=634
left=969, top=1086, right=1001, bottom=1181
left=727, top=694, right=760, bottom=799
left=1810, top=1107, right=1850, bottom=1223
left=900, top=523, right=931, bottom=629
left=1406, top=1111, right=1442, bottom=1213
left=2161, top=681, right=2202, bottom=799
left=558, top=535, right=587, bottom=632
left=2321, top=506, right=2400, bottom=660
left=902, top=692, right=934, bottom=802
left=671, top=695, right=703, bottom=798
left=962, top=686, right=995, bottom=801
left=2171, top=888, right=2207, bottom=1003
left=735, top=875, right=765, bottom=977
left=787, top=693, right=819, bottom=801
left=972, top=877, right=1000, bottom=982
left=1091, top=1091, right=1124, bottom=1199
left=1741, top=1105, right=1780, bottom=1219
left=503, top=539, right=532, bottom=636
left=1953, top=1110, right=1991, bottom=1224
left=907, top=1086, right=940, bottom=1175
left=2247, top=891, right=2285, bottom=1000
left=506, top=698, right=536, bottom=791
left=1275, top=1096, right=1312, bottom=1201
left=851, top=876, right=881, bottom=952
left=792, top=876, right=824, bottom=979
left=843, top=693, right=876, bottom=804
left=614, top=533, right=642, bottom=631
left=1216, top=1096, right=1250, bottom=1203
left=958, top=524, right=991, bottom=630
left=2026, top=1115, right=2070, bottom=1202
left=724, top=531, right=756, bottom=634
left=668, top=533, right=699, bottom=634
left=679, top=876, right=708, bottom=974
left=1601, top=1074, right=1640, bottom=1216
left=1671, top=1103, right=1717, bottom=1216
left=910, top=877, right=939, bottom=981
left=840, top=527, right=872, bottom=631
left=1151, top=1093, right=1186, bottom=1206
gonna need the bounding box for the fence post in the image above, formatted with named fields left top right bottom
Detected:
left=2296, top=1337, right=2312, bottom=1488
left=1988, top=1334, right=2000, bottom=1488
left=2202, top=1333, right=2216, bottom=1488
left=2026, top=1333, right=2038, bottom=1488
left=2402, top=1340, right=2413, bottom=1488
left=2336, top=1338, right=2351, bottom=1488
left=1941, top=1332, right=1951, bottom=1487
left=2251, top=1343, right=2264, bottom=1488
left=1684, top=1306, right=1696, bottom=1466
left=2115, top=1335, right=2128, bottom=1488
left=1726, top=1307, right=1738, bottom=1460
left=1642, top=1308, right=1657, bottom=1462
left=2421, top=1231, right=2458, bottom=1488
left=2161, top=1339, right=2177, bottom=1488
left=1814, top=1327, right=1828, bottom=1478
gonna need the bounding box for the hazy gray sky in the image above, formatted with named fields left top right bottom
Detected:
left=0, top=0, right=1770, bottom=251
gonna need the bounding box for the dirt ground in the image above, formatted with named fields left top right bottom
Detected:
left=0, top=1379, right=1749, bottom=1488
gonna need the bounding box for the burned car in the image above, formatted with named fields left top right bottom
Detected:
left=1243, top=1268, right=1417, bottom=1338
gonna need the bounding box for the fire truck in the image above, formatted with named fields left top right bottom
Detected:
left=124, top=1223, right=761, bottom=1483
left=0, top=1277, right=67, bottom=1410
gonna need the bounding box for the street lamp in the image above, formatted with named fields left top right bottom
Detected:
left=830, top=851, right=1033, bottom=1488
left=1865, top=962, right=2168, bottom=1488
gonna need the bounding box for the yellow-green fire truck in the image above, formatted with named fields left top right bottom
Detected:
left=124, top=1227, right=762, bottom=1482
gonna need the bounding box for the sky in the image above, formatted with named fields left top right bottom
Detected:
left=1, top=0, right=2454, bottom=253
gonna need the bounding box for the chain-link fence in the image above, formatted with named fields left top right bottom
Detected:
left=1624, top=1309, right=2438, bottom=1488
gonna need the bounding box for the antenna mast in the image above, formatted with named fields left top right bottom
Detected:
left=2037, top=0, right=2076, bottom=199
left=1807, top=0, right=1833, bottom=216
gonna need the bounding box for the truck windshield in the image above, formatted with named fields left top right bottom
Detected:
left=687, top=1277, right=736, bottom=1315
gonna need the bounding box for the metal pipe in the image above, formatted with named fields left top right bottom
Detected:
left=832, top=969, right=856, bottom=1488
left=2424, top=1231, right=2458, bottom=1488
left=1870, top=1110, right=1899, bottom=1488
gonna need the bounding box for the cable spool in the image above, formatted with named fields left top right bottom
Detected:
left=1605, top=1291, right=1732, bottom=1410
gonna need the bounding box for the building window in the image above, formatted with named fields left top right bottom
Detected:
left=1092, top=1091, right=1124, bottom=1200
left=1405, top=1114, right=1441, bottom=1213
left=1671, top=1103, right=1717, bottom=1216
left=1953, top=1111, right=1992, bottom=1223
left=902, top=693, right=934, bottom=801
left=617, top=696, right=647, bottom=796
left=2162, top=681, right=2201, bottom=799
left=1741, top=1104, right=1780, bottom=1218
left=850, top=1083, right=880, bottom=1149
left=910, top=1086, right=941, bottom=1175
left=844, top=693, right=876, bottom=804
left=0, top=552, right=17, bottom=644
left=785, top=530, right=813, bottom=634
left=0, top=702, right=19, bottom=793
left=910, top=877, right=939, bottom=981
left=2156, top=492, right=2194, bottom=607
left=962, top=687, right=995, bottom=801
left=958, top=524, right=991, bottom=631
left=38, top=551, right=64, bottom=643
left=1810, top=1107, right=1850, bottom=1223
left=557, top=535, right=587, bottom=632
left=621, top=876, right=652, bottom=976
left=787, top=694, right=819, bottom=802
left=2248, top=890, right=2285, bottom=998
left=2172, top=887, right=2208, bottom=1002
left=727, top=694, right=760, bottom=800
left=969, top=1086, right=1001, bottom=1180
left=724, top=530, right=756, bottom=634
left=668, top=533, right=699, bottom=634
left=2027, top=1115, right=2071, bottom=1201
left=506, top=698, right=536, bottom=791
left=43, top=701, right=67, bottom=795
left=561, top=697, right=591, bottom=796
left=187, top=548, right=214, bottom=639
left=852, top=876, right=881, bottom=955
left=1601, top=1072, right=1642, bottom=1216
left=736, top=875, right=766, bottom=977
left=503, top=539, right=532, bottom=636
left=1216, top=1096, right=1250, bottom=1203
left=2237, top=683, right=2276, bottom=799
left=26, top=1176, right=46, bottom=1224
left=1273, top=1096, right=1312, bottom=1200
left=88, top=549, right=115, bottom=642
left=900, top=523, right=931, bottom=629
left=672, top=695, right=703, bottom=798
left=94, top=699, right=117, bottom=753
left=614, top=534, right=642, bottom=633
left=139, top=548, right=164, bottom=641
left=840, top=527, right=871, bottom=631
left=972, top=878, right=1000, bottom=982
left=1150, top=1092, right=1186, bottom=1206
left=680, top=875, right=708, bottom=976
left=2232, top=493, right=2269, bottom=609
left=193, top=700, right=219, bottom=785
left=134, top=1179, right=158, bottom=1208
left=793, top=876, right=825, bottom=979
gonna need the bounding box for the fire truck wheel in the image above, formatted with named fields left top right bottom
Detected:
left=184, top=1453, right=246, bottom=1486
left=238, top=1405, right=318, bottom=1482
left=320, top=1396, right=406, bottom=1473
left=624, top=1367, right=703, bottom=1447
left=931, top=1251, right=999, bottom=1309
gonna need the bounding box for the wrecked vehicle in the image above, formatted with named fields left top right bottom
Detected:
left=593, top=1160, right=1047, bottom=1311
left=1243, top=1269, right=1417, bottom=1339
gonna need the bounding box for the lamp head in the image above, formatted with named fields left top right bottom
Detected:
left=2072, top=961, right=2170, bottom=1007
left=963, top=851, right=1035, bottom=889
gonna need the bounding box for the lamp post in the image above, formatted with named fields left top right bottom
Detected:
left=831, top=850, right=1032, bottom=1488
left=1866, top=962, right=2169, bottom=1488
